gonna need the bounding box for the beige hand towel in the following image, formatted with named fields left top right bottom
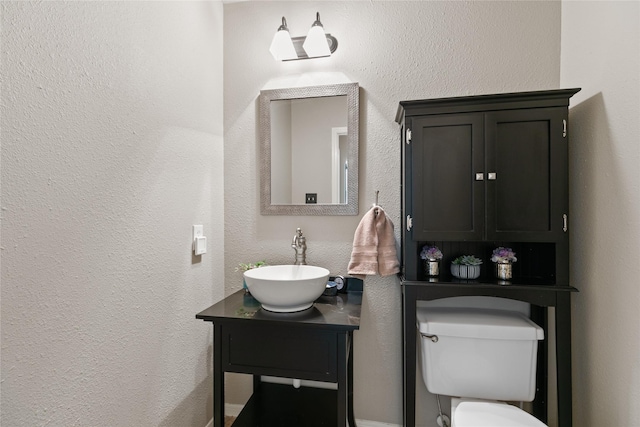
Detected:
left=376, top=208, right=400, bottom=277
left=348, top=206, right=400, bottom=279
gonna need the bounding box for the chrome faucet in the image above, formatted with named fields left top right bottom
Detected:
left=291, top=228, right=307, bottom=265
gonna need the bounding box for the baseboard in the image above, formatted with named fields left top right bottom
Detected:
left=355, top=420, right=401, bottom=427
left=204, top=405, right=401, bottom=427
left=203, top=404, right=243, bottom=427
left=225, top=403, right=243, bottom=417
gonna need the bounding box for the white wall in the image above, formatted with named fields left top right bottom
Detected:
left=560, top=2, right=640, bottom=426
left=0, top=2, right=224, bottom=426
left=223, top=1, right=561, bottom=424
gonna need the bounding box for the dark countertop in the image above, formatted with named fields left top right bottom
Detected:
left=196, top=290, right=362, bottom=331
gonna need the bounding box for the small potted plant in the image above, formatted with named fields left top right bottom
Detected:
left=236, top=261, right=268, bottom=292
left=491, top=247, right=517, bottom=280
left=420, top=245, right=443, bottom=277
left=451, top=255, right=483, bottom=280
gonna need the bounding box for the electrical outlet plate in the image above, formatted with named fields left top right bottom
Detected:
left=305, top=193, right=317, bottom=204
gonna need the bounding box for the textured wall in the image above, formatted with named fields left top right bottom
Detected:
left=560, top=2, right=640, bottom=426
left=1, top=2, right=224, bottom=426
left=223, top=1, right=560, bottom=424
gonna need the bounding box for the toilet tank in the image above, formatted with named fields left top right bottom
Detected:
left=417, top=307, right=544, bottom=402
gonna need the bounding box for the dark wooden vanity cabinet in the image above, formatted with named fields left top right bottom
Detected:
left=396, top=89, right=580, bottom=427
left=197, top=291, right=361, bottom=427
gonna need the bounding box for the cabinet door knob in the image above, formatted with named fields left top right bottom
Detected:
left=475, top=173, right=484, bottom=181
left=488, top=172, right=497, bottom=180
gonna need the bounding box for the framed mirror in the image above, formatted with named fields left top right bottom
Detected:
left=259, top=83, right=359, bottom=215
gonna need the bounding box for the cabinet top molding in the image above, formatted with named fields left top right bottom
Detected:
left=395, top=88, right=581, bottom=123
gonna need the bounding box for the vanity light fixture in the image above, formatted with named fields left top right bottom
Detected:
left=302, top=12, right=331, bottom=58
left=269, top=12, right=338, bottom=61
left=269, top=17, right=297, bottom=61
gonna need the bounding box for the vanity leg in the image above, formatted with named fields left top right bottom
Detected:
left=337, top=332, right=348, bottom=427
left=556, top=292, right=573, bottom=427
left=213, top=323, right=225, bottom=427
left=402, top=288, right=417, bottom=427
left=347, top=332, right=357, bottom=427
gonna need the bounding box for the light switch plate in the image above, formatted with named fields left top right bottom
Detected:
left=193, top=225, right=205, bottom=255
left=193, top=225, right=204, bottom=240
left=194, top=236, right=207, bottom=255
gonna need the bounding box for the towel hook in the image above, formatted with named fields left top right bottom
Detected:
left=373, top=190, right=380, bottom=215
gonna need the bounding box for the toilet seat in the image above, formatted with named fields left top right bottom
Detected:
left=453, top=399, right=547, bottom=427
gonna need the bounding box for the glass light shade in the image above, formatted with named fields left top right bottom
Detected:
left=302, top=25, right=331, bottom=58
left=269, top=29, right=297, bottom=61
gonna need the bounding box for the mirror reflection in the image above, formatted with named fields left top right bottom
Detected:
left=270, top=96, right=348, bottom=205
left=259, top=83, right=359, bottom=215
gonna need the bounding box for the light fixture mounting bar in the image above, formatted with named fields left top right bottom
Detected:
left=284, top=34, right=338, bottom=61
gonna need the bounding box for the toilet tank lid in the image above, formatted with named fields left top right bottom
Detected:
left=417, top=307, right=544, bottom=341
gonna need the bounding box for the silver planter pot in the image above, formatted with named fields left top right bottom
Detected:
left=450, top=264, right=481, bottom=280
left=496, top=262, right=513, bottom=280
left=425, top=259, right=440, bottom=277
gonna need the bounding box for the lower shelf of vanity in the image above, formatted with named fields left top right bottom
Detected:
left=232, top=383, right=339, bottom=427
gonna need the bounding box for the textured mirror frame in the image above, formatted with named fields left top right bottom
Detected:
left=259, top=82, right=359, bottom=215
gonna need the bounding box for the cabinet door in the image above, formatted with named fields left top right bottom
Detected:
left=485, top=107, right=568, bottom=241
left=410, top=114, right=484, bottom=241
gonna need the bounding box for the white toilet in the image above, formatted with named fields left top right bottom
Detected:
left=417, top=305, right=547, bottom=427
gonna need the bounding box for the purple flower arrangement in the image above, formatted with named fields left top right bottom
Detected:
left=491, top=247, right=517, bottom=263
left=420, top=245, right=443, bottom=261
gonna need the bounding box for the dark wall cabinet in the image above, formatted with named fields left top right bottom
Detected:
left=410, top=108, right=567, bottom=241
left=397, top=89, right=580, bottom=283
left=396, top=89, right=580, bottom=427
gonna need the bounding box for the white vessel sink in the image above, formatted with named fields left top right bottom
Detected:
left=243, top=265, right=330, bottom=313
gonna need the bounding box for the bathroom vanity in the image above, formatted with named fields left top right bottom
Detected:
left=196, top=290, right=361, bottom=427
left=396, top=89, right=580, bottom=427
